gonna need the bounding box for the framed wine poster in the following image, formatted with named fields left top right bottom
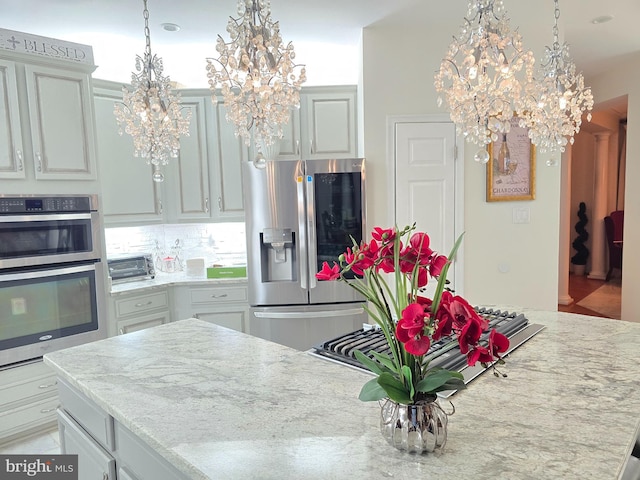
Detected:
left=486, top=117, right=536, bottom=202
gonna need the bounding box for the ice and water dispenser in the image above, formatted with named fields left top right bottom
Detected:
left=259, top=228, right=297, bottom=282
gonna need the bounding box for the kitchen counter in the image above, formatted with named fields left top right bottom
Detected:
left=109, top=271, right=247, bottom=295
left=43, top=310, right=640, bottom=479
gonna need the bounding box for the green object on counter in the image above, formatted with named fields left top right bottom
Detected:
left=206, top=266, right=247, bottom=278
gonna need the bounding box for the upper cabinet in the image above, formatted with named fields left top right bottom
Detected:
left=25, top=64, right=97, bottom=180
left=0, top=60, right=24, bottom=179
left=0, top=34, right=99, bottom=189
left=93, top=80, right=162, bottom=225
left=277, top=86, right=358, bottom=161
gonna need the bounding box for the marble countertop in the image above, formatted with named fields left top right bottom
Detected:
left=44, top=310, right=640, bottom=479
left=109, top=271, right=247, bottom=295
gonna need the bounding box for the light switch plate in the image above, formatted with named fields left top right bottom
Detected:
left=513, top=207, right=530, bottom=224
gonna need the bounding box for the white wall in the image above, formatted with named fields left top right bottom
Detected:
left=361, top=4, right=562, bottom=311
left=588, top=52, right=640, bottom=320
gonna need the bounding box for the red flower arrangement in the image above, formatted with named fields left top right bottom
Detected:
left=316, top=224, right=510, bottom=405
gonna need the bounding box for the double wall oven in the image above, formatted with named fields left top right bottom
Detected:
left=0, top=194, right=106, bottom=368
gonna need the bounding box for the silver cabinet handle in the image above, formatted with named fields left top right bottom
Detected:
left=218, top=196, right=222, bottom=211
left=36, top=152, right=42, bottom=172
left=119, top=328, right=124, bottom=335
left=211, top=293, right=228, bottom=298
left=38, top=382, right=57, bottom=389
left=40, top=407, right=57, bottom=414
left=158, top=200, right=163, bottom=214
left=16, top=149, right=23, bottom=170
left=103, top=473, right=109, bottom=480
left=205, top=198, right=209, bottom=213
left=295, top=140, right=300, bottom=156
left=134, top=301, right=153, bottom=307
left=193, top=313, right=199, bottom=319
left=310, top=139, right=314, bottom=155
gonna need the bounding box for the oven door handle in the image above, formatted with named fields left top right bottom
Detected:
left=0, top=262, right=98, bottom=282
left=0, top=213, right=93, bottom=223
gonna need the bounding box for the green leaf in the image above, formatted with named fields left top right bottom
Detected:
left=370, top=351, right=399, bottom=373
left=401, top=365, right=415, bottom=400
left=416, top=369, right=463, bottom=394
left=431, top=378, right=467, bottom=393
left=354, top=350, right=385, bottom=375
left=378, top=372, right=412, bottom=404
left=358, top=378, right=388, bottom=401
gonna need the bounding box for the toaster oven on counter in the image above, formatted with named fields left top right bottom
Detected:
left=107, top=253, right=155, bottom=283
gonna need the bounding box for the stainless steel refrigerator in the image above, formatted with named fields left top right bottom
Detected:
left=243, top=158, right=368, bottom=350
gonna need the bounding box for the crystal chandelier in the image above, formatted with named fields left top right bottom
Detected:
left=522, top=0, right=593, bottom=161
left=114, top=0, right=191, bottom=183
left=205, top=0, right=306, bottom=154
left=434, top=0, right=535, bottom=163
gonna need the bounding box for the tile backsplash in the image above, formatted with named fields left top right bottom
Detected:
left=104, top=223, right=246, bottom=270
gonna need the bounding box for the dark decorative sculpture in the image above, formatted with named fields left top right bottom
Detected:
left=571, top=202, right=590, bottom=266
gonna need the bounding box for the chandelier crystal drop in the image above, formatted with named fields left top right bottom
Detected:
left=206, top=0, right=306, bottom=151
left=522, top=0, right=593, bottom=155
left=114, top=0, right=191, bottom=183
left=434, top=0, right=536, bottom=162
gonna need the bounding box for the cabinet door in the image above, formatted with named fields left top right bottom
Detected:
left=165, top=96, right=211, bottom=221
left=194, top=307, right=249, bottom=333
left=210, top=103, right=246, bottom=221
left=94, top=86, right=162, bottom=224
left=117, top=311, right=170, bottom=335
left=24, top=65, right=97, bottom=180
left=57, top=409, right=116, bottom=480
left=0, top=59, right=25, bottom=179
left=304, top=91, right=357, bottom=159
left=274, top=108, right=301, bottom=160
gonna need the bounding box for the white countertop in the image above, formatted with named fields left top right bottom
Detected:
left=109, top=271, right=247, bottom=295
left=44, top=310, right=640, bottom=479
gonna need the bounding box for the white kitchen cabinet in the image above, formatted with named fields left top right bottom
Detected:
left=110, top=288, right=171, bottom=337
left=25, top=64, right=97, bottom=180
left=94, top=79, right=162, bottom=226
left=164, top=95, right=212, bottom=222
left=209, top=100, right=247, bottom=222
left=0, top=360, right=58, bottom=446
left=173, top=283, right=249, bottom=333
left=0, top=55, right=98, bottom=182
left=277, top=86, right=358, bottom=161
left=0, top=59, right=25, bottom=179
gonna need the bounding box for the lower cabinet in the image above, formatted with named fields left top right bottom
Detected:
left=0, top=360, right=58, bottom=446
left=57, top=379, right=188, bottom=480
left=173, top=284, right=249, bottom=334
left=110, top=289, right=171, bottom=336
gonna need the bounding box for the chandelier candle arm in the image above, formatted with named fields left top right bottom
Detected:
left=205, top=0, right=306, bottom=152
left=114, top=0, right=191, bottom=182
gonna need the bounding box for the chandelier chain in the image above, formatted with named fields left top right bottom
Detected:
left=143, top=0, right=151, bottom=59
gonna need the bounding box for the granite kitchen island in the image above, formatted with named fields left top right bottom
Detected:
left=43, top=311, right=640, bottom=479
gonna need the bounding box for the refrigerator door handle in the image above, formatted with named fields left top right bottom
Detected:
left=253, top=307, right=365, bottom=319
left=297, top=174, right=308, bottom=289
left=306, top=173, right=318, bottom=289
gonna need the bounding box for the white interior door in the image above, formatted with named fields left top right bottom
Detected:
left=394, top=121, right=458, bottom=294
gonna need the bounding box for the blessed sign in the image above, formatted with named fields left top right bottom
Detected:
left=0, top=28, right=93, bottom=65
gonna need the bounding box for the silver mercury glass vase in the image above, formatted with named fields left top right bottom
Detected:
left=379, top=397, right=450, bottom=453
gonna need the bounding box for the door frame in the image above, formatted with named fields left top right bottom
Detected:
left=386, top=114, right=466, bottom=296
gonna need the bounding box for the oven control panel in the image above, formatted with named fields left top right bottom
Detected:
left=0, top=196, right=92, bottom=214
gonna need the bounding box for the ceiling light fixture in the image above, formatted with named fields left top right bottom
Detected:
left=205, top=0, right=306, bottom=158
left=434, top=0, right=535, bottom=163
left=522, top=0, right=593, bottom=164
left=114, top=0, right=191, bottom=182
left=591, top=15, right=614, bottom=25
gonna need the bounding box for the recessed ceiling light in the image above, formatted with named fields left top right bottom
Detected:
left=591, top=15, right=614, bottom=25
left=161, top=23, right=181, bottom=32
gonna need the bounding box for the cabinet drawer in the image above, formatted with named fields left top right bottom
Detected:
left=0, top=396, right=58, bottom=438
left=0, top=361, right=57, bottom=409
left=57, top=378, right=114, bottom=451
left=116, top=291, right=169, bottom=318
left=190, top=286, right=247, bottom=305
